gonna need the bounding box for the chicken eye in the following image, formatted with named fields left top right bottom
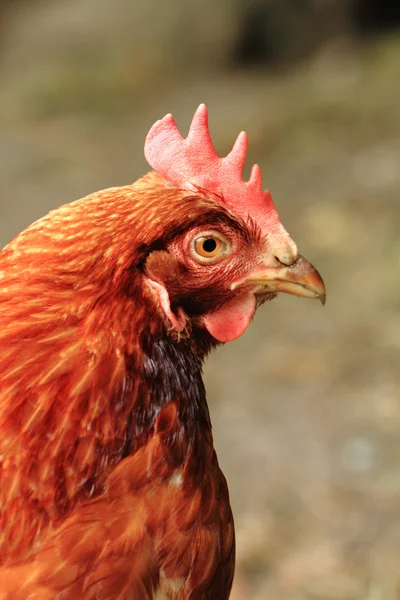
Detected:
left=192, top=234, right=227, bottom=261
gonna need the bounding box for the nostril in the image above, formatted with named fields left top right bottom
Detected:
left=274, top=254, right=296, bottom=267
left=271, top=236, right=299, bottom=266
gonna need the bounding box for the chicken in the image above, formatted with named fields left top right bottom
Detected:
left=0, top=105, right=325, bottom=599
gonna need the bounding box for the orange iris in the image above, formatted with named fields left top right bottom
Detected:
left=194, top=236, right=222, bottom=258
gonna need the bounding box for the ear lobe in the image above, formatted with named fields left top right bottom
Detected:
left=146, top=277, right=256, bottom=341
left=146, top=278, right=187, bottom=333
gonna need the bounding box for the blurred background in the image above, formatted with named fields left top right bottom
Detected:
left=0, top=1, right=399, bottom=598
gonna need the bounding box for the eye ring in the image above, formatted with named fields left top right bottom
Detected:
left=191, top=232, right=229, bottom=263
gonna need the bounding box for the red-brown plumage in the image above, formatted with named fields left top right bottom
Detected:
left=0, top=108, right=325, bottom=598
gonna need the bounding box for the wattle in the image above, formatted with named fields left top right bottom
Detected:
left=202, top=294, right=256, bottom=343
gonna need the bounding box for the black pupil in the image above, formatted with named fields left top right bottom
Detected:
left=202, top=238, right=217, bottom=253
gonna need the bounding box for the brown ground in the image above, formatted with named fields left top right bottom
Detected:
left=0, top=4, right=399, bottom=598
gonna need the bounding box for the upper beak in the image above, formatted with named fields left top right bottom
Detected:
left=231, top=255, right=326, bottom=305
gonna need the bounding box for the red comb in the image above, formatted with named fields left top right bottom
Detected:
left=144, top=104, right=281, bottom=231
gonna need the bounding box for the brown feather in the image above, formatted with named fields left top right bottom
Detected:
left=0, top=172, right=235, bottom=598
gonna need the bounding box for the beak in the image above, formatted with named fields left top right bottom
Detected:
left=231, top=255, right=326, bottom=305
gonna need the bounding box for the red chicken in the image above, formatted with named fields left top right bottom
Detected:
left=0, top=105, right=325, bottom=599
